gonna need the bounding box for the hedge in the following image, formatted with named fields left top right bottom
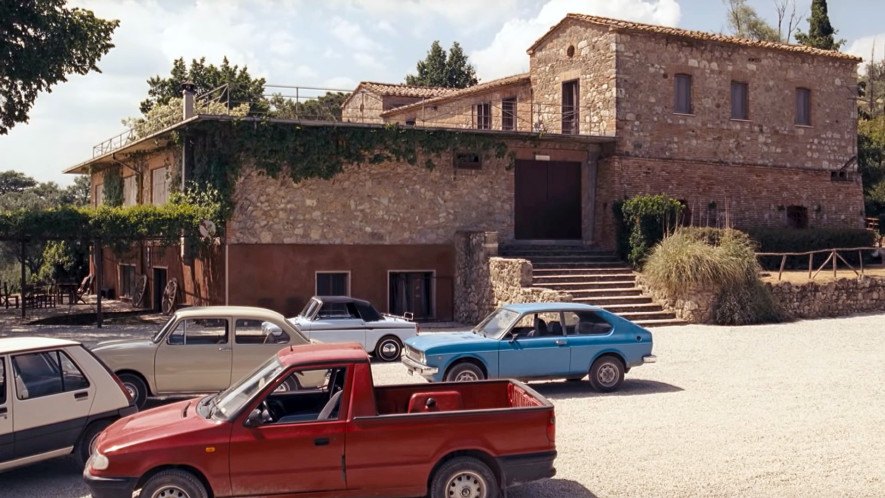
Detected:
left=748, top=228, right=877, bottom=270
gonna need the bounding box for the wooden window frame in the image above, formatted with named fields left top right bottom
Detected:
left=502, top=97, right=517, bottom=131
left=474, top=103, right=491, bottom=130
left=795, top=87, right=812, bottom=126
left=674, top=73, right=693, bottom=115
left=315, top=271, right=351, bottom=297
left=730, top=81, right=749, bottom=120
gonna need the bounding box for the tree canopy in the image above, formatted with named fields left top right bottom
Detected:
left=140, top=57, right=267, bottom=115
left=795, top=0, right=843, bottom=50
left=725, top=0, right=780, bottom=42
left=267, top=92, right=350, bottom=121
left=405, top=41, right=478, bottom=88
left=0, top=0, right=118, bottom=134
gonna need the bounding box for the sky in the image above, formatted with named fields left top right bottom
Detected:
left=3, top=0, right=885, bottom=186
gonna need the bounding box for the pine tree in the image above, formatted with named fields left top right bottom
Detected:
left=795, top=0, right=844, bottom=50
left=405, top=41, right=478, bottom=88
left=445, top=42, right=478, bottom=88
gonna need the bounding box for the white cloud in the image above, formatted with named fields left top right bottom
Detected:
left=471, top=0, right=681, bottom=80
left=332, top=0, right=522, bottom=34
left=329, top=17, right=383, bottom=53
left=845, top=34, right=885, bottom=70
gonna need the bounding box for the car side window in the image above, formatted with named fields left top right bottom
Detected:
left=168, top=318, right=229, bottom=345
left=564, top=311, right=613, bottom=335
left=317, top=303, right=359, bottom=320
left=259, top=367, right=347, bottom=425
left=235, top=319, right=290, bottom=344
left=0, top=357, right=6, bottom=406
left=12, top=350, right=90, bottom=400
left=511, top=312, right=563, bottom=338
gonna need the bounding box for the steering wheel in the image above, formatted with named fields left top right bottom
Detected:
left=257, top=400, right=276, bottom=424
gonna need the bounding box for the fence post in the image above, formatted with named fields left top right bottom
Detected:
left=859, top=250, right=864, bottom=277
left=778, top=255, right=787, bottom=281
left=808, top=253, right=813, bottom=279
left=832, top=250, right=837, bottom=278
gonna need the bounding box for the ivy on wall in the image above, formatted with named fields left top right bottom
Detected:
left=102, top=165, right=124, bottom=207
left=179, top=120, right=518, bottom=219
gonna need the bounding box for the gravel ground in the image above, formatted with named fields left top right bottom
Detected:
left=0, top=313, right=883, bottom=497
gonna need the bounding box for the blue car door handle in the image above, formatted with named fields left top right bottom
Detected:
left=554, top=339, right=567, bottom=346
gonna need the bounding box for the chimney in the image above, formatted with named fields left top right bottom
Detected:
left=181, top=81, right=196, bottom=120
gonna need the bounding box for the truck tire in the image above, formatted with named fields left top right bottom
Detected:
left=445, top=362, right=485, bottom=382
left=430, top=456, right=500, bottom=498
left=589, top=355, right=624, bottom=392
left=374, top=336, right=403, bottom=362
left=118, top=372, right=149, bottom=408
left=141, top=469, right=208, bottom=498
left=75, top=420, right=111, bottom=466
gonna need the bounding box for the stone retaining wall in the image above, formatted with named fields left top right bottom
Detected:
left=454, top=231, right=572, bottom=324
left=635, top=274, right=716, bottom=324
left=766, top=276, right=885, bottom=319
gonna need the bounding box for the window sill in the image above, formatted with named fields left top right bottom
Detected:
left=794, top=124, right=813, bottom=128
left=729, top=118, right=751, bottom=122
left=672, top=112, right=695, bottom=117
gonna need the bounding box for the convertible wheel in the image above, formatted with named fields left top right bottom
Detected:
left=430, top=456, right=500, bottom=498
left=374, top=336, right=403, bottom=362
left=445, top=362, right=485, bottom=382
left=141, top=469, right=208, bottom=498
left=589, top=355, right=624, bottom=392
left=118, top=372, right=149, bottom=408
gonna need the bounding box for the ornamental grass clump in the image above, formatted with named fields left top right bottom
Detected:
left=643, top=228, right=780, bottom=325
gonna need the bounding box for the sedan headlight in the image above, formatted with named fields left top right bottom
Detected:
left=90, top=452, right=109, bottom=471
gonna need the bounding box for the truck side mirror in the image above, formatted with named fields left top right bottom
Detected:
left=244, top=408, right=263, bottom=427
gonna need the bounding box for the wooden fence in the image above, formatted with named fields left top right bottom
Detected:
left=756, top=247, right=881, bottom=281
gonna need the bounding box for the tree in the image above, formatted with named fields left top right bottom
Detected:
left=795, top=0, right=844, bottom=50
left=0, top=0, right=118, bottom=134
left=267, top=92, right=350, bottom=121
left=0, top=171, right=38, bottom=194
left=63, top=175, right=92, bottom=207
left=773, top=0, right=804, bottom=43
left=406, top=41, right=478, bottom=88
left=140, top=57, right=267, bottom=115
left=725, top=0, right=780, bottom=42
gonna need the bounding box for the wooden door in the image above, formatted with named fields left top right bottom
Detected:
left=515, top=160, right=582, bottom=240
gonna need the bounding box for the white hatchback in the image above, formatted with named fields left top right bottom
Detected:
left=0, top=337, right=135, bottom=472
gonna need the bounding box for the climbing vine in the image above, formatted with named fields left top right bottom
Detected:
left=102, top=165, right=124, bottom=207
left=178, top=120, right=518, bottom=218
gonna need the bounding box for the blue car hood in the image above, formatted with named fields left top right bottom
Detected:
left=406, top=331, right=496, bottom=353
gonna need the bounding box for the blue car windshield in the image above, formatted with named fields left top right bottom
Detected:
left=473, top=308, right=520, bottom=338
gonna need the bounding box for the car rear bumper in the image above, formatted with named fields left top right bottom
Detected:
left=498, top=450, right=557, bottom=487
left=643, top=354, right=657, bottom=364
left=83, top=467, right=136, bottom=498
left=402, top=356, right=438, bottom=378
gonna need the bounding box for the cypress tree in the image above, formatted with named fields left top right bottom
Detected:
left=795, top=0, right=844, bottom=50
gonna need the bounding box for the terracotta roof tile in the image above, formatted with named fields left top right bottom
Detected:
left=527, top=13, right=861, bottom=62
left=380, top=73, right=531, bottom=117
left=358, top=82, right=457, bottom=99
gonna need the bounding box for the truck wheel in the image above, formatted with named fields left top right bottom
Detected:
left=74, top=420, right=111, bottom=467
left=118, top=372, right=148, bottom=408
left=141, top=469, right=208, bottom=498
left=430, top=456, right=500, bottom=498
left=589, top=355, right=624, bottom=392
left=374, top=336, right=403, bottom=362
left=445, top=362, right=485, bottom=382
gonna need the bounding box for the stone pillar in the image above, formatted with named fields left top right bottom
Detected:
left=454, top=231, right=498, bottom=324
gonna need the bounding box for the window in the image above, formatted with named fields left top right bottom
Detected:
left=317, top=302, right=360, bottom=320
left=94, top=183, right=104, bottom=206
left=235, top=319, right=290, bottom=345
left=123, top=175, right=137, bottom=206
left=119, top=264, right=135, bottom=299
left=796, top=87, right=811, bottom=125
left=674, top=73, right=693, bottom=114
left=255, top=366, right=347, bottom=424
left=390, top=271, right=433, bottom=319
left=316, top=272, right=349, bottom=296
left=502, top=97, right=517, bottom=131
left=562, top=80, right=579, bottom=134
left=731, top=81, right=749, bottom=120
left=151, top=167, right=168, bottom=205
left=0, top=357, right=6, bottom=405
left=454, top=152, right=482, bottom=170
left=474, top=103, right=491, bottom=130
left=167, top=318, right=228, bottom=345
left=563, top=311, right=612, bottom=335
left=786, top=205, right=808, bottom=229
left=509, top=312, right=564, bottom=338
left=12, top=350, right=89, bottom=400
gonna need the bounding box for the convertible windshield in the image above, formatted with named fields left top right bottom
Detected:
left=298, top=298, right=322, bottom=319
left=151, top=316, right=176, bottom=343
left=212, top=357, right=284, bottom=419
left=473, top=308, right=520, bottom=339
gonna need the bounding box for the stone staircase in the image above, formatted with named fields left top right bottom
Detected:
left=500, top=244, right=685, bottom=327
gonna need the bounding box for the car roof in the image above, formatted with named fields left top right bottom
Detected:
left=0, top=337, right=81, bottom=355
left=277, top=342, right=369, bottom=366
left=314, top=296, right=372, bottom=306
left=174, top=306, right=287, bottom=321
left=503, top=302, right=603, bottom=313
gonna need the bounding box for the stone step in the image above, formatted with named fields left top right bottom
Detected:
left=501, top=245, right=610, bottom=253
left=532, top=266, right=635, bottom=274
left=571, top=295, right=654, bottom=306
left=633, top=318, right=688, bottom=327
left=533, top=285, right=643, bottom=296
left=555, top=280, right=639, bottom=290
left=610, top=309, right=678, bottom=321
left=532, top=261, right=631, bottom=269
left=520, top=255, right=622, bottom=263
left=532, top=268, right=634, bottom=279
left=583, top=302, right=665, bottom=314
left=534, top=274, right=637, bottom=284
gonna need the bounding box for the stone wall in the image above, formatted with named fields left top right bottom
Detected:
left=454, top=231, right=572, bottom=324
left=615, top=31, right=858, bottom=170
left=767, top=277, right=885, bottom=319
left=636, top=274, right=716, bottom=323
left=342, top=93, right=424, bottom=124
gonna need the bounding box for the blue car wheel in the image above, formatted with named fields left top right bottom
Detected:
left=445, top=362, right=485, bottom=382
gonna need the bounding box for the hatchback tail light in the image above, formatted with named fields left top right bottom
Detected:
left=112, top=373, right=134, bottom=404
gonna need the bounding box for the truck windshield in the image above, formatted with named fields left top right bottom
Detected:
left=212, top=357, right=284, bottom=419
left=473, top=308, right=519, bottom=339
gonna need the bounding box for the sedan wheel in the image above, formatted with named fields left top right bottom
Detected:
left=445, top=362, right=485, bottom=382
left=141, top=469, right=208, bottom=498
left=589, top=356, right=624, bottom=392
left=374, top=336, right=403, bottom=362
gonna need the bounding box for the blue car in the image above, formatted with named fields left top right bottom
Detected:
left=402, top=302, right=656, bottom=392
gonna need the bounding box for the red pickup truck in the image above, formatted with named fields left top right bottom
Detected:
left=83, top=343, right=556, bottom=498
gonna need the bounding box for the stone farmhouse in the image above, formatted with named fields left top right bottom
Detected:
left=65, top=14, right=864, bottom=324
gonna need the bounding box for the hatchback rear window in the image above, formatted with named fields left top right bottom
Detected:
left=12, top=350, right=90, bottom=400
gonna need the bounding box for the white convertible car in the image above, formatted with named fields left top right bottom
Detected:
left=282, top=296, right=418, bottom=361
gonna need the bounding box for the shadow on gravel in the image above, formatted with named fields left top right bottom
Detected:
left=531, top=378, right=683, bottom=399
left=509, top=478, right=599, bottom=497
left=29, top=310, right=159, bottom=326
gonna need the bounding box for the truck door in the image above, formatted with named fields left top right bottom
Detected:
left=228, top=366, right=348, bottom=495
left=0, top=356, right=12, bottom=462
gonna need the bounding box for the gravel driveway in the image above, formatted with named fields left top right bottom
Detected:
left=0, top=313, right=883, bottom=497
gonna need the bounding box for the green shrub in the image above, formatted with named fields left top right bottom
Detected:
left=644, top=227, right=780, bottom=325
left=620, top=195, right=683, bottom=268
left=748, top=227, right=877, bottom=269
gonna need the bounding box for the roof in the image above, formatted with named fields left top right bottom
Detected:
left=341, top=81, right=458, bottom=109
left=380, top=73, right=532, bottom=117
left=314, top=296, right=372, bottom=306
left=173, top=305, right=287, bottom=321
left=503, top=302, right=601, bottom=313
left=0, top=337, right=81, bottom=355
left=277, top=342, right=369, bottom=366
left=527, top=13, right=862, bottom=62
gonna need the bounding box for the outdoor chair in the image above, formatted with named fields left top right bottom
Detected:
left=70, top=274, right=94, bottom=309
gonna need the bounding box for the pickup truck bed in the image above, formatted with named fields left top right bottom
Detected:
left=375, top=380, right=546, bottom=414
